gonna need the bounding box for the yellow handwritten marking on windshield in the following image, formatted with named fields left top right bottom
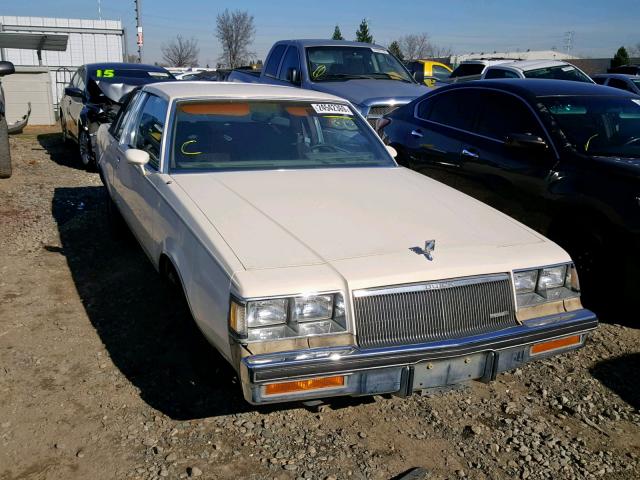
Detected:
left=312, top=65, right=327, bottom=79
left=323, top=115, right=353, bottom=119
left=585, top=133, right=599, bottom=152
left=180, top=140, right=202, bottom=155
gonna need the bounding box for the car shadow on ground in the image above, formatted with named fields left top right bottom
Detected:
left=37, top=132, right=84, bottom=170
left=51, top=185, right=268, bottom=420
left=590, top=353, right=640, bottom=411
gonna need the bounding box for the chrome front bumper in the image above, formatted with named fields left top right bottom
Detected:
left=240, top=308, right=597, bottom=404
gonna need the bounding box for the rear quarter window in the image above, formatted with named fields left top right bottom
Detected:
left=418, top=90, right=480, bottom=131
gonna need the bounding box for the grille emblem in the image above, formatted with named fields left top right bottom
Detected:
left=410, top=240, right=436, bottom=261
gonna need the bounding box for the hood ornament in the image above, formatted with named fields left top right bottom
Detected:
left=410, top=240, right=436, bottom=261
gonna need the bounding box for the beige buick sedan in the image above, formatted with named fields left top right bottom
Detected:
left=97, top=82, right=597, bottom=404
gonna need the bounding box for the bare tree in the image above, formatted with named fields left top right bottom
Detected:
left=161, top=35, right=200, bottom=67
left=125, top=53, right=139, bottom=64
left=215, top=9, right=256, bottom=68
left=395, top=33, right=452, bottom=60
left=398, top=33, right=431, bottom=60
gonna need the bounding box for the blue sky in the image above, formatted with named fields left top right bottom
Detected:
left=6, top=0, right=639, bottom=65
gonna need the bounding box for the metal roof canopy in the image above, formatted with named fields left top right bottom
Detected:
left=0, top=32, right=69, bottom=65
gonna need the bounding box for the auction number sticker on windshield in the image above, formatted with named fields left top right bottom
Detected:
left=311, top=104, right=353, bottom=115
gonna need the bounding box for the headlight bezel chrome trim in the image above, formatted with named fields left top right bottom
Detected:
left=229, top=290, right=349, bottom=343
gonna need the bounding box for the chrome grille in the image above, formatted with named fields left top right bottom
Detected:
left=353, top=274, right=517, bottom=349
left=368, top=105, right=400, bottom=116
left=366, top=105, right=401, bottom=129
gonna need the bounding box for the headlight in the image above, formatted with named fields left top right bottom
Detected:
left=247, top=299, right=288, bottom=327
left=230, top=292, right=347, bottom=341
left=293, top=295, right=333, bottom=322
left=514, top=263, right=580, bottom=308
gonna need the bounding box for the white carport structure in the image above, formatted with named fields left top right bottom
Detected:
left=0, top=32, right=69, bottom=125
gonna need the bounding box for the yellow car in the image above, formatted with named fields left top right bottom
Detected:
left=406, top=60, right=452, bottom=87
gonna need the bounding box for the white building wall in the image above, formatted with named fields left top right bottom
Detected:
left=0, top=16, right=124, bottom=123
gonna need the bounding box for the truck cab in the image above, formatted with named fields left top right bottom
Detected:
left=241, top=40, right=428, bottom=128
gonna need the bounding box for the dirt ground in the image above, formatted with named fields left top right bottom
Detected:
left=0, top=130, right=638, bottom=480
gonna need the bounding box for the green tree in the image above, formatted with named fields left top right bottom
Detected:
left=388, top=40, right=404, bottom=60
left=611, top=46, right=630, bottom=68
left=332, top=25, right=344, bottom=41
left=355, top=18, right=373, bottom=43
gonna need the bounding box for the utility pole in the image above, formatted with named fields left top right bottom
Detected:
left=97, top=0, right=102, bottom=20
left=134, top=0, right=143, bottom=63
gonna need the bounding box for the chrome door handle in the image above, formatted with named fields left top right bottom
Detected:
left=461, top=148, right=479, bottom=159
left=411, top=129, right=423, bottom=138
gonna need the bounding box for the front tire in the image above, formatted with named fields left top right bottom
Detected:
left=78, top=128, right=95, bottom=171
left=0, top=116, right=12, bottom=179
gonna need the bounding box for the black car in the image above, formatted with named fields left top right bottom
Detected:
left=379, top=79, right=640, bottom=313
left=0, top=61, right=15, bottom=178
left=59, top=62, right=175, bottom=169
left=607, top=64, right=640, bottom=75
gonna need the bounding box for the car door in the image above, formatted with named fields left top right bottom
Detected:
left=402, top=89, right=481, bottom=184
left=457, top=89, right=557, bottom=221
left=67, top=68, right=86, bottom=139
left=113, top=92, right=168, bottom=258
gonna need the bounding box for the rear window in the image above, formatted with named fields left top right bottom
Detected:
left=523, top=65, right=592, bottom=83
left=450, top=63, right=484, bottom=78
left=170, top=100, right=394, bottom=172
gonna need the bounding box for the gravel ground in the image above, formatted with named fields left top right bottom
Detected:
left=0, top=130, right=638, bottom=480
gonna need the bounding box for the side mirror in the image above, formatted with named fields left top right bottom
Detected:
left=64, top=86, right=83, bottom=98
left=0, top=61, right=15, bottom=77
left=413, top=70, right=425, bottom=84
left=125, top=148, right=150, bottom=166
left=386, top=145, right=398, bottom=158
left=288, top=68, right=301, bottom=84
left=505, top=133, right=548, bottom=150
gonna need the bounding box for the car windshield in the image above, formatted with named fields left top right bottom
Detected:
left=87, top=68, right=174, bottom=83
left=632, top=79, right=640, bottom=89
left=306, top=46, right=413, bottom=83
left=523, top=65, right=592, bottom=83
left=170, top=100, right=395, bottom=171
left=540, top=96, right=640, bottom=158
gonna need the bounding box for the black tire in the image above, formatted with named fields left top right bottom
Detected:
left=78, top=127, right=96, bottom=171
left=0, top=116, right=12, bottom=179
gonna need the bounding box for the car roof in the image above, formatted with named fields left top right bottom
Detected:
left=84, top=62, right=169, bottom=72
left=144, top=81, right=349, bottom=103
left=279, top=39, right=388, bottom=50
left=487, top=60, right=570, bottom=71
left=461, top=59, right=513, bottom=66
left=435, top=79, right=638, bottom=99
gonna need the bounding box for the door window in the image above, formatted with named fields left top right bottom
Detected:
left=484, top=68, right=519, bottom=79
left=76, top=68, right=86, bottom=92
left=110, top=90, right=142, bottom=140
left=474, top=91, right=543, bottom=140
left=278, top=46, right=301, bottom=82
left=418, top=89, right=480, bottom=131
left=133, top=94, right=168, bottom=169
left=606, top=78, right=635, bottom=93
left=432, top=64, right=451, bottom=81
left=264, top=45, right=287, bottom=77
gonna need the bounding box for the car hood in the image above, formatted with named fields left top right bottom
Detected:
left=308, top=79, right=428, bottom=109
left=172, top=168, right=545, bottom=270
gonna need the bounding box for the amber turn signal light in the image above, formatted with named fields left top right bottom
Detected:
left=264, top=376, right=345, bottom=396
left=531, top=335, right=581, bottom=355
